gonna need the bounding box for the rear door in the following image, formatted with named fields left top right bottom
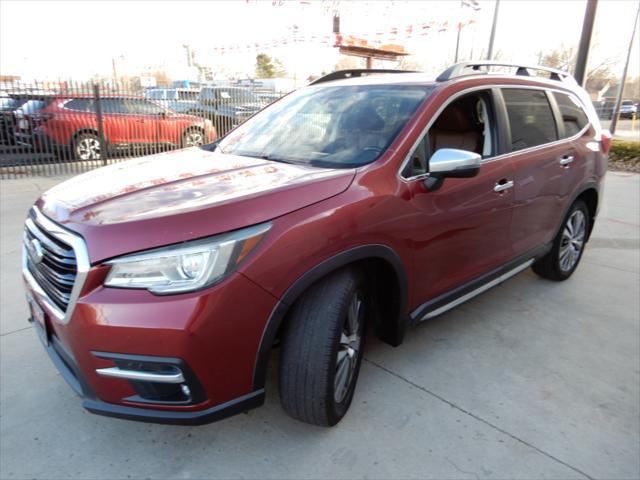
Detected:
left=498, top=88, right=573, bottom=255
left=122, top=99, right=161, bottom=147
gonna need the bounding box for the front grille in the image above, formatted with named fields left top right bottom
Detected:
left=24, top=214, right=78, bottom=312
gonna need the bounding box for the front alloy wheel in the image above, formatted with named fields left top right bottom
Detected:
left=74, top=133, right=101, bottom=160
left=334, top=293, right=364, bottom=403
left=182, top=129, right=204, bottom=148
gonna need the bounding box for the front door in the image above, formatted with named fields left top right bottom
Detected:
left=401, top=89, right=515, bottom=305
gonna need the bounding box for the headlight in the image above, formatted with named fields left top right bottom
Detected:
left=104, top=223, right=270, bottom=294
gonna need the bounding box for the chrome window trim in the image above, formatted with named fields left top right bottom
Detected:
left=22, top=206, right=90, bottom=325
left=398, top=84, right=593, bottom=182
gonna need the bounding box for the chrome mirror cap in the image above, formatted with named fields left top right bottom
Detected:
left=429, top=148, right=481, bottom=175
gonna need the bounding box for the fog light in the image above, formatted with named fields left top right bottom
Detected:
left=181, top=384, right=191, bottom=397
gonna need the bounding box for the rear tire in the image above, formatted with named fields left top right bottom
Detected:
left=279, top=268, right=367, bottom=426
left=532, top=200, right=590, bottom=281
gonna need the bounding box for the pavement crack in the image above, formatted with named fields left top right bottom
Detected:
left=445, top=457, right=480, bottom=479
left=364, top=357, right=595, bottom=480
left=0, top=326, right=32, bottom=337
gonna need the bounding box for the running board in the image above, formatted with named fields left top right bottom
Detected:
left=417, top=259, right=535, bottom=322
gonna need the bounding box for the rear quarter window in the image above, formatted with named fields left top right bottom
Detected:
left=553, top=92, right=589, bottom=138
left=502, top=89, right=558, bottom=151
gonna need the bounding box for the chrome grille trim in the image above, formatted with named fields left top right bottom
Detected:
left=22, top=206, right=90, bottom=325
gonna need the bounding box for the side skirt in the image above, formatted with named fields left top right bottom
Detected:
left=410, top=246, right=548, bottom=324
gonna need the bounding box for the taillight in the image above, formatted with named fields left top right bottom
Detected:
left=600, top=130, right=612, bottom=155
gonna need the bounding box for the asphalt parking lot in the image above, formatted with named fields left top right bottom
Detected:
left=1, top=172, right=638, bottom=480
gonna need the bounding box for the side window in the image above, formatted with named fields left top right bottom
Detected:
left=127, top=99, right=165, bottom=115
left=63, top=99, right=92, bottom=112
left=101, top=98, right=128, bottom=114
left=402, top=90, right=496, bottom=178
left=553, top=92, right=589, bottom=138
left=178, top=90, right=198, bottom=101
left=502, top=89, right=558, bottom=151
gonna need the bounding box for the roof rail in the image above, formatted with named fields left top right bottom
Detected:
left=436, top=62, right=575, bottom=83
left=310, top=69, right=417, bottom=86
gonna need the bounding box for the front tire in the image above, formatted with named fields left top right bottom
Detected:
left=533, top=200, right=590, bottom=281
left=279, top=268, right=367, bottom=426
left=181, top=128, right=205, bottom=148
left=73, top=132, right=102, bottom=160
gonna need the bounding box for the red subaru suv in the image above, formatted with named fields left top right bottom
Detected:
left=14, top=95, right=215, bottom=159
left=22, top=63, right=610, bottom=426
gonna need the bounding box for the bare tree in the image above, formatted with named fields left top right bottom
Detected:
left=538, top=44, right=619, bottom=94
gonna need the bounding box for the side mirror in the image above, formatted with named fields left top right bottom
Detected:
left=423, top=148, right=481, bottom=191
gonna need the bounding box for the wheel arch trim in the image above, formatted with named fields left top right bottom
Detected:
left=251, top=244, right=409, bottom=391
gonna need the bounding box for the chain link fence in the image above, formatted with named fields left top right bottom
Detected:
left=0, top=80, right=287, bottom=179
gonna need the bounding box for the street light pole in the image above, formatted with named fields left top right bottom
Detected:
left=487, top=0, right=500, bottom=60
left=610, top=3, right=640, bottom=135
left=574, top=0, right=598, bottom=86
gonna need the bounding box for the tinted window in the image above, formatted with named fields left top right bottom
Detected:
left=503, top=89, right=557, bottom=151
left=101, top=98, right=128, bottom=114
left=0, top=97, right=19, bottom=110
left=553, top=92, right=589, bottom=138
left=63, top=98, right=93, bottom=112
left=178, top=90, right=198, bottom=101
left=19, top=100, right=47, bottom=115
left=219, top=85, right=431, bottom=168
left=127, top=99, right=165, bottom=115
left=147, top=90, right=165, bottom=100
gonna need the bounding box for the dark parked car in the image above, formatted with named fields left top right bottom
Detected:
left=22, top=62, right=609, bottom=427
left=619, top=99, right=638, bottom=119
left=189, top=86, right=263, bottom=135
left=144, top=88, right=200, bottom=114
left=0, top=94, right=31, bottom=145
left=14, top=95, right=216, bottom=159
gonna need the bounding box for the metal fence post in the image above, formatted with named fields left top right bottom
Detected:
left=93, top=83, right=107, bottom=165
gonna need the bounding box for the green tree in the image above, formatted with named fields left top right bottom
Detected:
left=255, top=53, right=286, bottom=78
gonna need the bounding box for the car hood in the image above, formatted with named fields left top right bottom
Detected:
left=37, top=148, right=355, bottom=263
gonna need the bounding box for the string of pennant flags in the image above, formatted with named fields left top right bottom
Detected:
left=210, top=18, right=476, bottom=54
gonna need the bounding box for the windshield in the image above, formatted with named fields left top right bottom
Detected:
left=18, top=99, right=48, bottom=115
left=217, top=84, right=432, bottom=168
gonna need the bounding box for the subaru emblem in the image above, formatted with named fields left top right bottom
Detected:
left=28, top=238, right=44, bottom=264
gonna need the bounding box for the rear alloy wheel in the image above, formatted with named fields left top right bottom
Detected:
left=74, top=133, right=101, bottom=160
left=533, top=200, right=590, bottom=281
left=279, top=268, right=367, bottom=426
left=182, top=129, right=204, bottom=148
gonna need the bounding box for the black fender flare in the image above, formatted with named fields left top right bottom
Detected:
left=251, top=244, right=409, bottom=391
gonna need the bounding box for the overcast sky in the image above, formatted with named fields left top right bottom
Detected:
left=1, top=0, right=638, bottom=84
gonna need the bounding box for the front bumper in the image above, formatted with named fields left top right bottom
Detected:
left=32, top=320, right=265, bottom=425
left=22, top=208, right=278, bottom=425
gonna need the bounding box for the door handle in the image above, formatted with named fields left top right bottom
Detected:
left=559, top=154, right=574, bottom=166
left=494, top=179, right=514, bottom=193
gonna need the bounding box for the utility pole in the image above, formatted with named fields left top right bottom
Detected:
left=574, top=0, right=598, bottom=85
left=610, top=3, right=640, bottom=135
left=454, top=0, right=463, bottom=62
left=487, top=0, right=500, bottom=60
